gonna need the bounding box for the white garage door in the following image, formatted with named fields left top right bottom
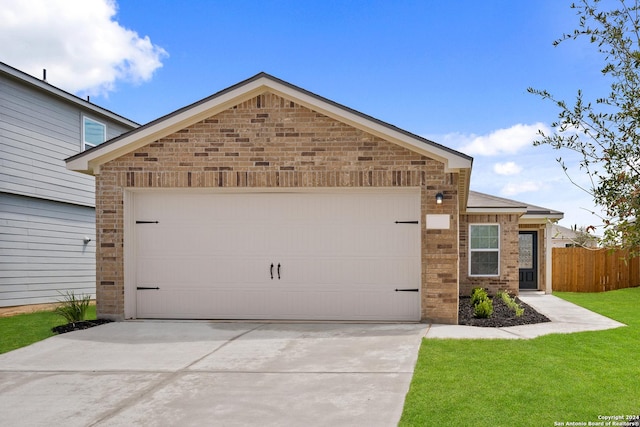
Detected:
left=133, top=190, right=421, bottom=321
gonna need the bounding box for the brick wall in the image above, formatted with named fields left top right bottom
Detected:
left=423, top=179, right=460, bottom=323
left=459, top=213, right=520, bottom=296
left=95, top=92, right=460, bottom=323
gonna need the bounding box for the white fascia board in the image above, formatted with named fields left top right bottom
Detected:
left=465, top=207, right=528, bottom=214
left=519, top=213, right=564, bottom=224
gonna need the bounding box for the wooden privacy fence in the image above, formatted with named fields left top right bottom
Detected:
left=552, top=247, right=640, bottom=292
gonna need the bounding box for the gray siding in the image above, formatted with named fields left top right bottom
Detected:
left=0, top=74, right=133, bottom=207
left=0, top=193, right=96, bottom=307
left=0, top=63, right=137, bottom=308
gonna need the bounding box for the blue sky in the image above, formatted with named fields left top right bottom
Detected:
left=1, top=0, right=611, bottom=230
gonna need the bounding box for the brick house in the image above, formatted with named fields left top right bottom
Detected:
left=66, top=73, right=562, bottom=324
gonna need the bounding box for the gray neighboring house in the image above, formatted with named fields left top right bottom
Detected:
left=0, top=62, right=138, bottom=307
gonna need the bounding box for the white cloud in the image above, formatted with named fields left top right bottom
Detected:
left=0, top=0, right=168, bottom=96
left=493, top=161, right=522, bottom=176
left=500, top=181, right=543, bottom=196
left=440, top=122, right=550, bottom=156
left=429, top=123, right=602, bottom=226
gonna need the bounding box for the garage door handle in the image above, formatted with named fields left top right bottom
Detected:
left=137, top=286, right=160, bottom=290
left=277, top=263, right=281, bottom=279
left=395, top=288, right=419, bottom=292
left=270, top=263, right=274, bottom=280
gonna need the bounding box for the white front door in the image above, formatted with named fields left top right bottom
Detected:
left=133, top=189, right=421, bottom=320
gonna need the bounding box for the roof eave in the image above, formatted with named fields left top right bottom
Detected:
left=519, top=213, right=564, bottom=224
left=66, top=73, right=473, bottom=175
left=465, top=207, right=528, bottom=214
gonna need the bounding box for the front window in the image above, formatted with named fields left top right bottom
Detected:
left=82, top=116, right=106, bottom=151
left=469, top=224, right=500, bottom=276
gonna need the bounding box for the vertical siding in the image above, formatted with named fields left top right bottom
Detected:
left=0, top=193, right=96, bottom=307
left=0, top=74, right=133, bottom=207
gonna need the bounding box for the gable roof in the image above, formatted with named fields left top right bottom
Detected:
left=66, top=72, right=473, bottom=176
left=0, top=61, right=139, bottom=128
left=467, top=191, right=563, bottom=222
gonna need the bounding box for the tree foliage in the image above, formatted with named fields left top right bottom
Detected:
left=528, top=0, right=640, bottom=253
left=567, top=225, right=599, bottom=247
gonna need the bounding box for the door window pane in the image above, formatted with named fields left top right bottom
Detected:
left=519, top=233, right=534, bottom=269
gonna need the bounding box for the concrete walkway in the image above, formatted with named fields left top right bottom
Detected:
left=424, top=292, right=626, bottom=339
left=0, top=322, right=427, bottom=427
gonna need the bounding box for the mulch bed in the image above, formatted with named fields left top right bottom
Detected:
left=459, top=296, right=551, bottom=327
left=52, top=319, right=113, bottom=335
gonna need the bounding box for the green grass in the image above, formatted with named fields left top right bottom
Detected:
left=400, top=287, right=640, bottom=426
left=0, top=305, right=96, bottom=354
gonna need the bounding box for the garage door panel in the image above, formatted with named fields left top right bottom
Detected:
left=197, top=224, right=272, bottom=256
left=133, top=190, right=421, bottom=320
left=200, top=227, right=240, bottom=255
left=280, top=225, right=411, bottom=257
left=278, top=258, right=418, bottom=287
left=198, top=257, right=271, bottom=285
left=136, top=290, right=164, bottom=317
left=137, top=288, right=418, bottom=321
left=137, top=257, right=204, bottom=285
left=274, top=258, right=356, bottom=286
left=135, top=227, right=163, bottom=255
left=139, top=256, right=278, bottom=288
left=137, top=226, right=203, bottom=257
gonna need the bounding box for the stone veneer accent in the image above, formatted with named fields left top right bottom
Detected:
left=459, top=213, right=520, bottom=296
left=95, top=92, right=460, bottom=323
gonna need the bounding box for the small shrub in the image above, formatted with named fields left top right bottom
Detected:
left=474, top=298, right=494, bottom=318
left=470, top=287, right=488, bottom=305
left=497, top=290, right=525, bottom=317
left=55, top=291, right=91, bottom=324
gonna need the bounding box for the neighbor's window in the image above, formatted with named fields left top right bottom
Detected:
left=82, top=116, right=106, bottom=151
left=469, top=224, right=500, bottom=276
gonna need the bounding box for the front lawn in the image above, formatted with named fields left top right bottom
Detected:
left=0, top=305, right=97, bottom=354
left=400, top=287, right=640, bottom=426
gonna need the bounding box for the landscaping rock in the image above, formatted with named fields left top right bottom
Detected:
left=459, top=296, right=551, bottom=327
left=51, top=319, right=113, bottom=335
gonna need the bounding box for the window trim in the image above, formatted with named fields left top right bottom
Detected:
left=468, top=223, right=500, bottom=277
left=82, top=115, right=106, bottom=151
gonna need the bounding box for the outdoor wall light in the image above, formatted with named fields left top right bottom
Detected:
left=435, top=193, right=444, bottom=204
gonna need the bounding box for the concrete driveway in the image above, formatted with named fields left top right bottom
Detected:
left=0, top=322, right=427, bottom=426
